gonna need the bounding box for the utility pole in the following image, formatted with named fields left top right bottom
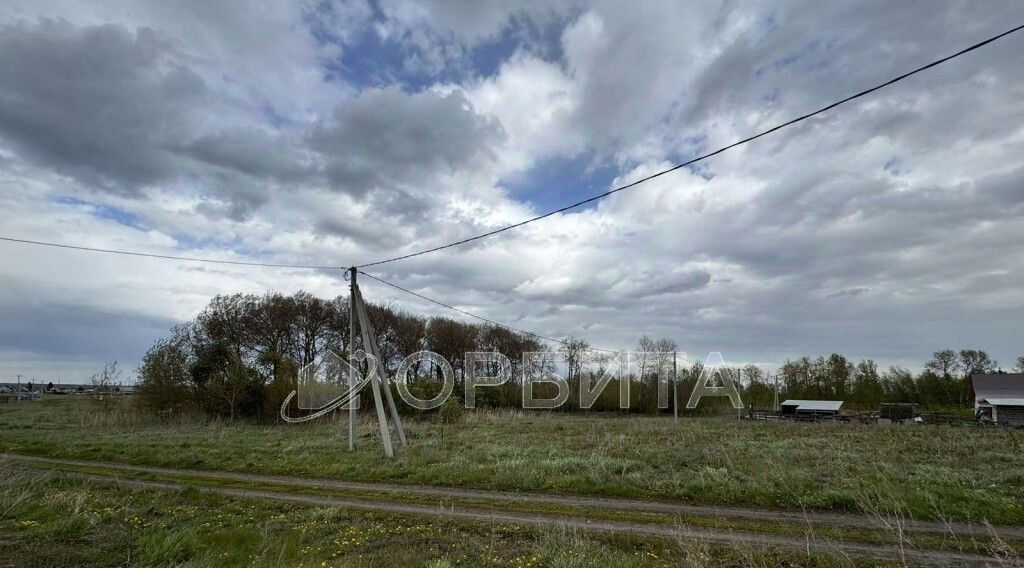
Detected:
left=280, top=268, right=404, bottom=458
left=672, top=351, right=678, bottom=422
left=353, top=285, right=397, bottom=458
left=773, top=373, right=779, bottom=412
left=355, top=285, right=407, bottom=447
left=348, top=267, right=357, bottom=451
left=735, top=368, right=742, bottom=420
left=16, top=374, right=21, bottom=402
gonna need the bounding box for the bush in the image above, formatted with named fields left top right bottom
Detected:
left=137, top=340, right=192, bottom=415
left=438, top=397, right=466, bottom=424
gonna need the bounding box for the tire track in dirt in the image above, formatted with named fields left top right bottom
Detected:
left=3, top=454, right=1018, bottom=566
left=5, top=453, right=1017, bottom=539
left=51, top=472, right=1007, bottom=567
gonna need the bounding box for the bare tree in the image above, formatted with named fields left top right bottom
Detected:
left=479, top=326, right=542, bottom=382
left=560, top=336, right=590, bottom=383
left=90, top=361, right=123, bottom=415
left=1015, top=356, right=1024, bottom=374
left=425, top=317, right=477, bottom=384
left=293, top=291, right=338, bottom=367
left=635, top=335, right=657, bottom=383
left=216, top=363, right=251, bottom=420
left=652, top=339, right=677, bottom=376
left=741, top=364, right=766, bottom=384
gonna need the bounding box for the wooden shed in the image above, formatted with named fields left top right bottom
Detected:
left=973, top=373, right=1024, bottom=426
left=779, top=399, right=843, bottom=420
left=977, top=398, right=1024, bottom=426
left=879, top=403, right=917, bottom=422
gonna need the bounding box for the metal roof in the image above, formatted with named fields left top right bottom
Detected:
left=972, top=373, right=1024, bottom=402
left=980, top=398, right=1024, bottom=407
left=780, top=399, right=844, bottom=411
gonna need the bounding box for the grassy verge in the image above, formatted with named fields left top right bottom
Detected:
left=16, top=458, right=1023, bottom=557
left=0, top=467, right=912, bottom=568
left=1, top=397, right=1022, bottom=524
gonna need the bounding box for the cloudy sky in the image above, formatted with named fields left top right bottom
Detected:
left=1, top=1, right=1022, bottom=380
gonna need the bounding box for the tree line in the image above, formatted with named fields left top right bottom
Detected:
left=136, top=291, right=1023, bottom=420
left=740, top=349, right=1008, bottom=410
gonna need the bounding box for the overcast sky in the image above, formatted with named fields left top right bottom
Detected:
left=1, top=1, right=1022, bottom=381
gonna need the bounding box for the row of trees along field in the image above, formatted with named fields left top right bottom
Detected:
left=136, top=291, right=1024, bottom=421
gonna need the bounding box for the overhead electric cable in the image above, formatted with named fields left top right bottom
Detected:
left=0, top=236, right=344, bottom=270
left=359, top=270, right=622, bottom=354
left=0, top=25, right=1020, bottom=276
left=355, top=22, right=1024, bottom=268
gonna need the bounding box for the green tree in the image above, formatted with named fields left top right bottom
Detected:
left=851, top=360, right=883, bottom=408
left=959, top=349, right=997, bottom=404
left=924, top=349, right=960, bottom=378
left=137, top=339, right=192, bottom=414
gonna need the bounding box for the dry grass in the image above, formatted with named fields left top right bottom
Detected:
left=0, top=465, right=904, bottom=567
left=1, top=397, right=1023, bottom=525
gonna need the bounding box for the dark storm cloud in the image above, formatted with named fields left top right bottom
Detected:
left=179, top=129, right=312, bottom=184
left=308, top=87, right=505, bottom=195
left=0, top=298, right=175, bottom=362
left=0, top=18, right=206, bottom=194
left=0, top=17, right=508, bottom=226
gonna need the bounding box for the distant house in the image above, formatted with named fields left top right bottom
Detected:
left=973, top=373, right=1024, bottom=427
left=779, top=399, right=843, bottom=419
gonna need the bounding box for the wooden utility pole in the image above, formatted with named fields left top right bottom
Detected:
left=736, top=368, right=742, bottom=419
left=773, top=373, right=779, bottom=412
left=672, top=351, right=678, bottom=422
left=348, top=267, right=357, bottom=451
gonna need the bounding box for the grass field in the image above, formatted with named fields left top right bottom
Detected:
left=5, top=467, right=765, bottom=568
left=0, top=397, right=1021, bottom=526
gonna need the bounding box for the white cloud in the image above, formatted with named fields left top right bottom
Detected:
left=1, top=1, right=1023, bottom=379
left=465, top=54, right=582, bottom=168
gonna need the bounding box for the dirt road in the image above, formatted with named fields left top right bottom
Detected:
left=4, top=453, right=1018, bottom=566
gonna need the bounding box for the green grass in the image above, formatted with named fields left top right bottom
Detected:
left=22, top=459, right=1023, bottom=556
left=1, top=397, right=1022, bottom=524
left=0, top=467, right=897, bottom=568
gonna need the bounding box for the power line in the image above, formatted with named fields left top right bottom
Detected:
left=0, top=236, right=345, bottom=270
left=0, top=232, right=623, bottom=352
left=359, top=270, right=622, bottom=354
left=355, top=23, right=1024, bottom=268
left=1, top=25, right=1021, bottom=276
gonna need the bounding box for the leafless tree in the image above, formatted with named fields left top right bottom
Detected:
left=652, top=338, right=677, bottom=379
left=635, top=335, right=656, bottom=383
left=426, top=317, right=477, bottom=383
left=560, top=336, right=590, bottom=383
left=293, top=291, right=339, bottom=368
left=90, top=361, right=123, bottom=415
left=216, top=361, right=252, bottom=421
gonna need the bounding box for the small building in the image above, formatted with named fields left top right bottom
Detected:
left=973, top=373, right=1024, bottom=426
left=779, top=399, right=843, bottom=419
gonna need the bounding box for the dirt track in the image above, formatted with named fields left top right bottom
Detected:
left=4, top=453, right=1019, bottom=566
